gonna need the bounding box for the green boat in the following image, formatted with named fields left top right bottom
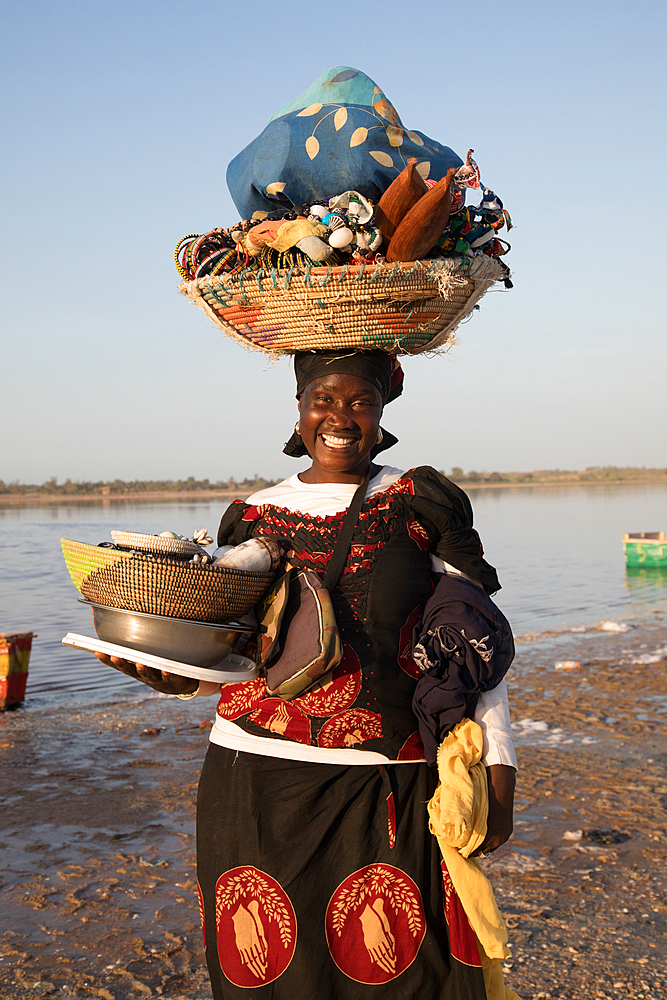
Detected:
left=623, top=532, right=667, bottom=567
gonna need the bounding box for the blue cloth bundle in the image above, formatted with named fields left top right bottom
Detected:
left=227, top=66, right=463, bottom=220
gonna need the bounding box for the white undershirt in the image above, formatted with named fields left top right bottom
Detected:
left=202, top=466, right=517, bottom=769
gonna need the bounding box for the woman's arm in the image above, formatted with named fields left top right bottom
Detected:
left=473, top=680, right=516, bottom=854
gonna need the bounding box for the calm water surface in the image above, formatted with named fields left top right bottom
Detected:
left=1, top=485, right=665, bottom=707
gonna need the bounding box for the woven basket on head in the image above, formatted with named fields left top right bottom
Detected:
left=179, top=256, right=506, bottom=357
left=61, top=539, right=274, bottom=622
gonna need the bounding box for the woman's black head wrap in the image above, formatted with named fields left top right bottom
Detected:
left=283, top=350, right=404, bottom=459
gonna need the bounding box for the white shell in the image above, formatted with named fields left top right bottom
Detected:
left=323, top=212, right=345, bottom=231
left=213, top=537, right=281, bottom=573
left=296, top=236, right=333, bottom=261
left=309, top=204, right=327, bottom=219
left=328, top=226, right=354, bottom=249
left=231, top=230, right=243, bottom=243
left=355, top=231, right=370, bottom=249
left=328, top=191, right=374, bottom=225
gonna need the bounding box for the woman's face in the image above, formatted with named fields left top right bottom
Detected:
left=298, top=374, right=383, bottom=483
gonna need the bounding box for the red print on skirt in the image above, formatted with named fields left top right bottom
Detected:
left=215, top=866, right=297, bottom=987
left=325, top=864, right=426, bottom=984
left=441, top=861, right=482, bottom=966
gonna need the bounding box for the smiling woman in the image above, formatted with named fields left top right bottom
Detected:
left=298, top=374, right=383, bottom=482
left=194, top=348, right=518, bottom=1000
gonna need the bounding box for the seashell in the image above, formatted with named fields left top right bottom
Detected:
left=159, top=531, right=180, bottom=538
left=308, top=204, right=327, bottom=219
left=375, top=157, right=428, bottom=241
left=386, top=167, right=457, bottom=263
left=213, top=537, right=282, bottom=573
left=328, top=226, right=354, bottom=249
left=328, top=191, right=374, bottom=225
left=192, top=528, right=213, bottom=546
left=191, top=553, right=202, bottom=564
left=296, top=236, right=334, bottom=262
left=355, top=231, right=371, bottom=249
left=230, top=230, right=243, bottom=243
left=322, top=212, right=345, bottom=231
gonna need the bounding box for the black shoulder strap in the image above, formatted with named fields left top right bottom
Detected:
left=321, top=470, right=371, bottom=591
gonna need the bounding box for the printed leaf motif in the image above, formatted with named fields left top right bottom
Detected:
left=297, top=103, right=323, bottom=117
left=251, top=211, right=268, bottom=220
left=373, top=86, right=383, bottom=95
left=416, top=160, right=431, bottom=179
left=369, top=150, right=394, bottom=168
left=406, top=130, right=424, bottom=146
left=330, top=70, right=358, bottom=83
left=385, top=126, right=403, bottom=147
left=350, top=127, right=368, bottom=147
left=374, top=99, right=400, bottom=126
left=305, top=136, right=320, bottom=160
left=334, top=107, right=348, bottom=131
left=265, top=181, right=286, bottom=195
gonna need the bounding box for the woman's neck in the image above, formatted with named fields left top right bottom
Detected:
left=298, top=462, right=381, bottom=486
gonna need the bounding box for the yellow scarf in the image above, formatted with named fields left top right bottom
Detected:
left=427, top=719, right=521, bottom=1000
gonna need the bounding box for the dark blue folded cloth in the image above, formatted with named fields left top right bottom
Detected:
left=411, top=573, right=515, bottom=765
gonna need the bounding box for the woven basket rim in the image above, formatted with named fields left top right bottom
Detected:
left=179, top=255, right=507, bottom=357
left=62, top=538, right=276, bottom=581
left=110, top=530, right=202, bottom=556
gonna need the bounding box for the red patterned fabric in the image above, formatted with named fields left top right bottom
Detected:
left=215, top=467, right=500, bottom=758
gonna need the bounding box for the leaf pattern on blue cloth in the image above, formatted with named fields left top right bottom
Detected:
left=406, top=130, right=424, bottom=146
left=334, top=107, right=348, bottom=131
left=370, top=150, right=394, bottom=168
left=305, top=136, right=320, bottom=160
left=386, top=126, right=404, bottom=148
left=350, top=127, right=368, bottom=147
left=416, top=161, right=431, bottom=179
left=330, top=70, right=359, bottom=83
left=297, top=103, right=323, bottom=117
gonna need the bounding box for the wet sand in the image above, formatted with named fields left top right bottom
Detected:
left=1, top=617, right=666, bottom=999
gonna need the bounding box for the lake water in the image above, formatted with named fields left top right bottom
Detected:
left=1, top=484, right=665, bottom=707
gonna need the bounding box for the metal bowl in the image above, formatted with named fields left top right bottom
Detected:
left=79, top=600, right=254, bottom=668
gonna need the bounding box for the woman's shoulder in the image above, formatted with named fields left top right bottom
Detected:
left=400, top=466, right=473, bottom=514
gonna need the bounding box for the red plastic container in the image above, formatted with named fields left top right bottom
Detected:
left=0, top=632, right=35, bottom=710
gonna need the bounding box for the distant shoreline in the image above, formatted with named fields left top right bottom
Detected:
left=1, top=477, right=665, bottom=507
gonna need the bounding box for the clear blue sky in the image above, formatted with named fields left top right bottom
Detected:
left=2, top=0, right=665, bottom=483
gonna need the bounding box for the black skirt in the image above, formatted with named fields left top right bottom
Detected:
left=196, top=744, right=486, bottom=999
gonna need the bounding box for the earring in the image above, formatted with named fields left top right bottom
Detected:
left=376, top=428, right=384, bottom=444
left=294, top=422, right=301, bottom=436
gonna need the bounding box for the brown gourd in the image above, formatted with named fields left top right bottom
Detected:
left=386, top=167, right=458, bottom=263
left=374, top=157, right=428, bottom=241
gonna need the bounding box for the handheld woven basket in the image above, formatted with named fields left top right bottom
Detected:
left=61, top=539, right=274, bottom=622
left=179, top=256, right=506, bottom=357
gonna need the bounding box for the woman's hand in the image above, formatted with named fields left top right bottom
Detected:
left=474, top=763, right=515, bottom=856
left=94, top=652, right=197, bottom=696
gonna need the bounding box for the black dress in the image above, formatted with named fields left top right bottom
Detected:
left=196, top=467, right=499, bottom=998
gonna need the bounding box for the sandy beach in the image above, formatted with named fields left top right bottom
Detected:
left=1, top=616, right=666, bottom=999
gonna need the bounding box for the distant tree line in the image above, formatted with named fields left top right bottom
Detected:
left=444, top=466, right=667, bottom=485
left=0, top=476, right=278, bottom=496
left=1, top=466, right=665, bottom=496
